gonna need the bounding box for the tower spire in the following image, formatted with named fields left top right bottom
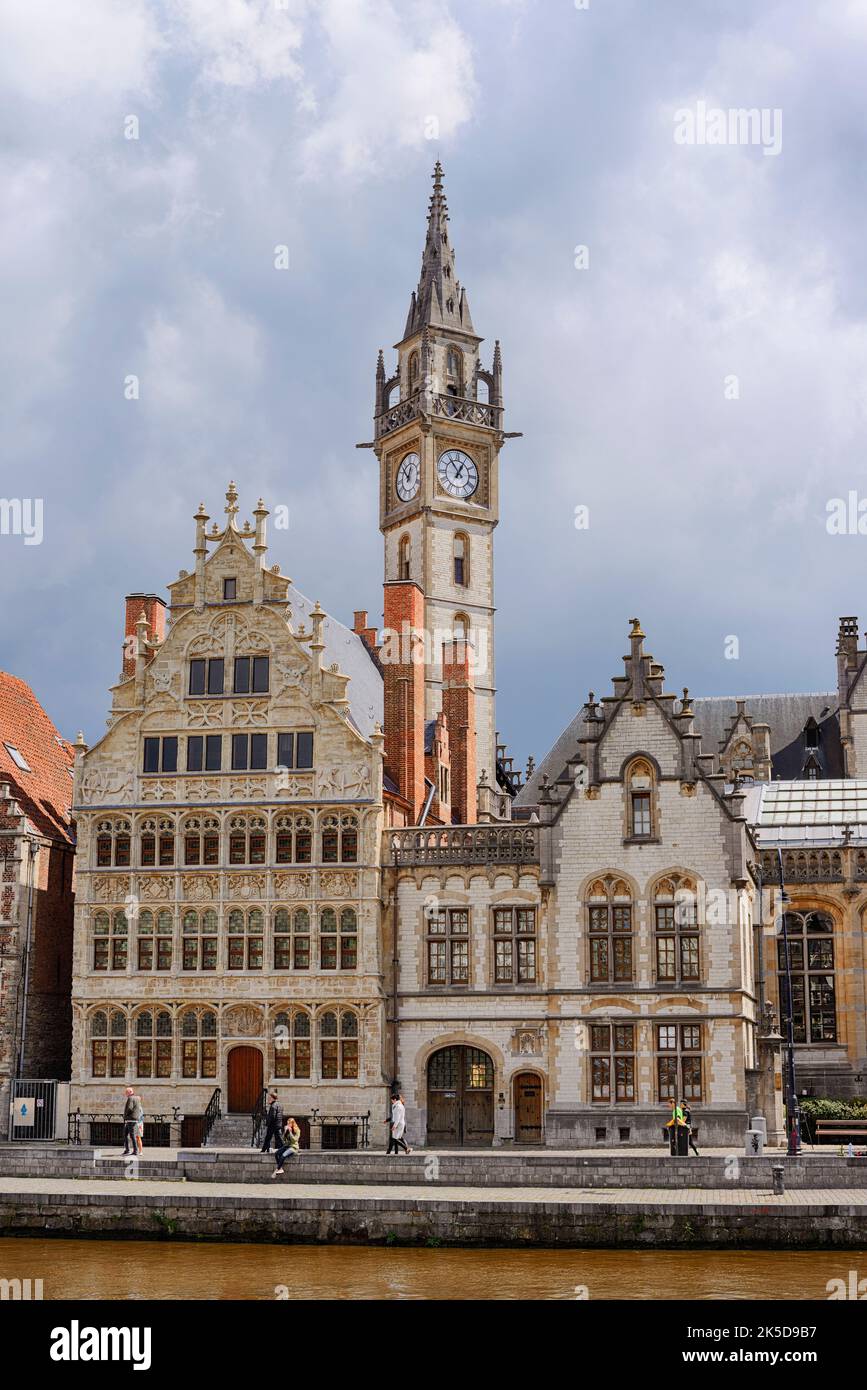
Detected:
left=402, top=161, right=475, bottom=341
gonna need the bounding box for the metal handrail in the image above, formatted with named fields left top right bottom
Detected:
left=201, top=1087, right=221, bottom=1147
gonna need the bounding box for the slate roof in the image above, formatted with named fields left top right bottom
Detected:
left=516, top=691, right=844, bottom=808
left=0, top=671, right=75, bottom=843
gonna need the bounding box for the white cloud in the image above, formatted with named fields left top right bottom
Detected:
left=171, top=0, right=309, bottom=88
left=0, top=0, right=163, bottom=102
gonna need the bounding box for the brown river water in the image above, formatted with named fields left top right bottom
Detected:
left=1, top=1237, right=863, bottom=1300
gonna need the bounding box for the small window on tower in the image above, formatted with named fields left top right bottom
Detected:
left=453, top=534, right=468, bottom=587
left=223, top=578, right=237, bottom=601
left=398, top=535, right=411, bottom=581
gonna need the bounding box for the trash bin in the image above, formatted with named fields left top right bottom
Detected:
left=745, top=1128, right=764, bottom=1157
left=669, top=1125, right=689, bottom=1156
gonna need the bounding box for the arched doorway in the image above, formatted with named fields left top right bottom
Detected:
left=227, top=1045, right=263, bottom=1114
left=427, top=1045, right=494, bottom=1147
left=513, top=1072, right=543, bottom=1145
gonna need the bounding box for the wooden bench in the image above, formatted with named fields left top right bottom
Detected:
left=813, top=1119, right=867, bottom=1147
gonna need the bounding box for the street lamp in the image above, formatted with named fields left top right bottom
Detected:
left=776, top=849, right=802, bottom=1156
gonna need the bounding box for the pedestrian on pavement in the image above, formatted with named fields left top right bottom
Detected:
left=260, top=1090, right=283, bottom=1154
left=387, top=1093, right=412, bottom=1155
left=271, top=1117, right=302, bottom=1177
left=121, top=1087, right=143, bottom=1156
left=682, top=1102, right=700, bottom=1156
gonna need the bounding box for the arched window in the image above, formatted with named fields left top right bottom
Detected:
left=96, top=818, right=131, bottom=868
left=319, top=1009, right=359, bottom=1079
left=135, top=1009, right=172, bottom=1078
left=93, top=910, right=128, bottom=972
left=228, top=907, right=264, bottom=971
left=136, top=909, right=173, bottom=971
left=108, top=1009, right=127, bottom=1078
left=89, top=1010, right=108, bottom=1077
left=409, top=351, right=420, bottom=391
left=779, top=910, right=836, bottom=1042
left=654, top=876, right=700, bottom=983
left=273, top=906, right=310, bottom=970
left=586, top=878, right=633, bottom=983
left=321, top=813, right=358, bottom=864
left=183, top=815, right=220, bottom=866
left=731, top=740, right=752, bottom=771
left=229, top=815, right=266, bottom=865
left=275, top=813, right=312, bottom=864
left=453, top=533, right=468, bottom=587
left=340, top=908, right=358, bottom=970
left=180, top=1009, right=217, bottom=1078
left=273, top=1009, right=311, bottom=1079
left=320, top=908, right=338, bottom=969
left=136, top=815, right=175, bottom=867
left=398, top=534, right=411, bottom=581
left=625, top=759, right=655, bottom=839
left=446, top=346, right=462, bottom=396
left=453, top=613, right=470, bottom=643
left=182, top=909, right=218, bottom=972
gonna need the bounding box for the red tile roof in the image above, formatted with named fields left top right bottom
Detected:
left=0, top=671, right=75, bottom=843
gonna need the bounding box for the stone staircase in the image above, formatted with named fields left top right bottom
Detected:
left=206, top=1113, right=257, bottom=1149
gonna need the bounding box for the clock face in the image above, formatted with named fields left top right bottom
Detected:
left=395, top=452, right=420, bottom=502
left=437, top=449, right=478, bottom=499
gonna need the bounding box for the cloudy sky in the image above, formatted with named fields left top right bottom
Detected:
left=2, top=0, right=867, bottom=772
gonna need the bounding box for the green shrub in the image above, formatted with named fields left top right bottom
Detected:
left=799, top=1097, right=867, bottom=1143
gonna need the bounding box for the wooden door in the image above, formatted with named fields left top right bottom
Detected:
left=227, top=1046, right=263, bottom=1114
left=427, top=1045, right=494, bottom=1147
left=514, top=1072, right=543, bottom=1145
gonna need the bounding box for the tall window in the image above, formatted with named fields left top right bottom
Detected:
left=321, top=813, right=358, bottom=863
left=778, top=910, right=837, bottom=1043
left=182, top=909, right=218, bottom=971
left=319, top=1010, right=359, bottom=1080
left=143, top=736, right=178, bottom=774
left=446, top=346, right=462, bottom=394
left=188, top=657, right=224, bottom=696
left=590, top=1023, right=635, bottom=1102
left=91, top=1010, right=128, bottom=1078
left=95, top=819, right=131, bottom=868
left=340, top=908, right=358, bottom=969
left=228, top=908, right=264, bottom=970
left=398, top=534, right=411, bottom=581
left=625, top=758, right=655, bottom=839
left=656, top=1023, right=702, bottom=1101
left=231, top=732, right=268, bottom=771
left=654, top=877, right=700, bottom=983
left=493, top=906, right=536, bottom=983
left=276, top=732, right=314, bottom=770
left=183, top=816, right=220, bottom=866
left=135, top=1010, right=172, bottom=1078
left=275, top=813, right=312, bottom=863
left=233, top=655, right=270, bottom=695
left=274, top=907, right=310, bottom=970
left=181, top=1010, right=217, bottom=1078
left=586, top=878, right=633, bottom=983
left=229, top=815, right=267, bottom=864
left=273, top=1010, right=311, bottom=1079
left=93, top=911, right=128, bottom=971
left=139, top=817, right=174, bottom=867
left=453, top=533, right=468, bottom=587
left=137, top=909, right=172, bottom=971
left=408, top=351, right=419, bottom=390
left=427, top=907, right=470, bottom=985
left=320, top=908, right=338, bottom=969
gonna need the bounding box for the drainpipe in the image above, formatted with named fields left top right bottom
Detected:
left=15, top=837, right=39, bottom=1079
left=418, top=777, right=436, bottom=827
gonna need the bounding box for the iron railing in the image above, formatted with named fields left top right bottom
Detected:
left=201, top=1087, right=221, bottom=1147
left=387, top=824, right=540, bottom=867
left=67, top=1108, right=182, bottom=1147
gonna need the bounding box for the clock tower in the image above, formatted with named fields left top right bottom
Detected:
left=373, top=162, right=510, bottom=797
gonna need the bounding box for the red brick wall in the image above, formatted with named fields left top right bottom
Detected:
left=442, top=638, right=477, bottom=825
left=383, top=582, right=427, bottom=820
left=123, top=594, right=166, bottom=676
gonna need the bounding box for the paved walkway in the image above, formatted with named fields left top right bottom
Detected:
left=2, top=1175, right=865, bottom=1206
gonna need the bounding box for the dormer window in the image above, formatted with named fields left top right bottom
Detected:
left=804, top=718, right=819, bottom=750
left=223, top=577, right=237, bottom=601
left=4, top=743, right=30, bottom=772
left=625, top=758, right=656, bottom=840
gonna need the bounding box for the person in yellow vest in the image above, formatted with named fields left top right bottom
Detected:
left=664, top=1098, right=686, bottom=1129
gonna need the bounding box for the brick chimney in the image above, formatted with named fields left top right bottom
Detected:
left=442, top=636, right=477, bottom=825
left=352, top=609, right=380, bottom=655
left=123, top=593, right=166, bottom=677
left=382, top=581, right=426, bottom=819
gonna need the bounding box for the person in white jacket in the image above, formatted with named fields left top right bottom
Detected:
left=387, top=1093, right=412, bottom=1154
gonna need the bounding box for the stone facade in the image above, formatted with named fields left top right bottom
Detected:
left=69, top=488, right=390, bottom=1128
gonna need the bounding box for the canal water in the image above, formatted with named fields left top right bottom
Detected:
left=0, top=1237, right=861, bottom=1299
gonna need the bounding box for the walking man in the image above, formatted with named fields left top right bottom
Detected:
left=682, top=1101, right=700, bottom=1156
left=120, top=1087, right=142, bottom=1157
left=260, top=1090, right=283, bottom=1154
left=387, top=1093, right=412, bottom=1155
